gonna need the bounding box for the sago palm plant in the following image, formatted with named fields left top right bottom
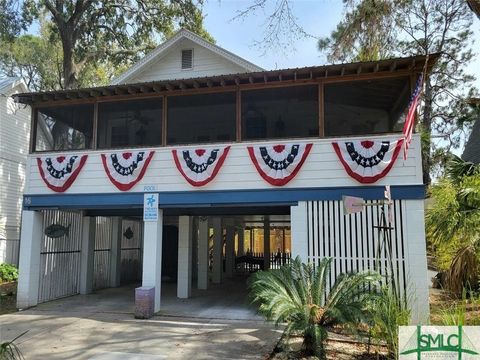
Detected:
left=249, top=256, right=380, bottom=358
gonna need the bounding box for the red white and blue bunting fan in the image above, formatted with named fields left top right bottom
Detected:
left=332, top=139, right=403, bottom=184
left=101, top=151, right=154, bottom=191
left=172, top=146, right=230, bottom=187
left=37, top=154, right=88, bottom=192
left=247, top=143, right=313, bottom=186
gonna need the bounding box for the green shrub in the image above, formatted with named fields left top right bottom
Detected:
left=368, top=286, right=411, bottom=359
left=0, top=264, right=18, bottom=283
left=249, top=256, right=380, bottom=359
left=440, top=288, right=480, bottom=326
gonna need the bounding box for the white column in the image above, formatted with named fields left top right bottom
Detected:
left=192, top=217, right=198, bottom=282
left=80, top=216, right=95, bottom=295
left=404, top=200, right=429, bottom=323
left=17, top=210, right=43, bottom=309
left=291, top=202, right=308, bottom=261
left=142, top=210, right=163, bottom=312
left=225, top=219, right=235, bottom=278
left=263, top=216, right=271, bottom=270
left=212, top=217, right=222, bottom=284
left=197, top=217, right=209, bottom=290
left=110, top=217, right=122, bottom=288
left=177, top=216, right=192, bottom=298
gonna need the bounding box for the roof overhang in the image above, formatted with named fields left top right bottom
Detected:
left=13, top=53, right=439, bottom=106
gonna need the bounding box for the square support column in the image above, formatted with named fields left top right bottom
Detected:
left=291, top=202, right=308, bottom=261
left=212, top=217, right=223, bottom=284
left=405, top=200, right=429, bottom=323
left=80, top=216, right=95, bottom=295
left=225, top=220, right=235, bottom=278
left=110, top=217, right=122, bottom=288
left=142, top=209, right=163, bottom=313
left=177, top=216, right=192, bottom=298
left=192, top=217, right=198, bottom=282
left=17, top=210, right=43, bottom=309
left=197, top=217, right=209, bottom=290
left=263, top=216, right=270, bottom=270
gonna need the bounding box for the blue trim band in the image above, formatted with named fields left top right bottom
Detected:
left=23, top=185, right=425, bottom=210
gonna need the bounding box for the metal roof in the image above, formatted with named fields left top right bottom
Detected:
left=12, top=53, right=439, bottom=106
left=0, top=77, right=25, bottom=94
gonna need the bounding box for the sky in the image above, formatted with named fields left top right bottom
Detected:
left=201, top=0, right=480, bottom=85
left=202, top=0, right=344, bottom=69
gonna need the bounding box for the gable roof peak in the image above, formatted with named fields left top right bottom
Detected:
left=111, top=29, right=263, bottom=85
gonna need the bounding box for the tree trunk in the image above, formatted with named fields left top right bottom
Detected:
left=421, top=77, right=433, bottom=185
left=59, top=24, right=77, bottom=89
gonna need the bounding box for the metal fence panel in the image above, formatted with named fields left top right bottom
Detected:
left=38, top=210, right=82, bottom=303
left=93, top=217, right=113, bottom=290
left=120, top=219, right=143, bottom=284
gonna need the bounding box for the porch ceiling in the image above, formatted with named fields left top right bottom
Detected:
left=13, top=53, right=439, bottom=106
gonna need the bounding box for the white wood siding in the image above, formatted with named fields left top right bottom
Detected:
left=0, top=85, right=31, bottom=264
left=130, top=39, right=248, bottom=83
left=25, top=134, right=422, bottom=195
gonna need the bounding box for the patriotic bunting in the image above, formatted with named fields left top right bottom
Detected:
left=172, top=146, right=230, bottom=187
left=101, top=151, right=154, bottom=191
left=37, top=154, right=88, bottom=192
left=247, top=143, right=313, bottom=186
left=332, top=139, right=403, bottom=184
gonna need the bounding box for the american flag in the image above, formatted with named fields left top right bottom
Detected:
left=402, top=74, right=424, bottom=160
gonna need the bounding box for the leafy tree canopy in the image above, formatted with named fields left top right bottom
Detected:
left=1, top=0, right=212, bottom=89
left=318, top=0, right=479, bottom=182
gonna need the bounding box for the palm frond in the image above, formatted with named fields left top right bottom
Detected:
left=249, top=256, right=379, bottom=358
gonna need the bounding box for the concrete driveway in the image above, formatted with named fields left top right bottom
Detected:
left=0, top=282, right=282, bottom=359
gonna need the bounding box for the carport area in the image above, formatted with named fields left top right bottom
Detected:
left=1, top=279, right=282, bottom=359
left=25, top=278, right=261, bottom=320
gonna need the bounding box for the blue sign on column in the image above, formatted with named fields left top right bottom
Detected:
left=143, top=193, right=159, bottom=221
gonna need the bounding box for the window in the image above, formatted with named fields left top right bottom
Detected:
left=35, top=104, right=94, bottom=151
left=181, top=49, right=193, bottom=70
left=241, top=85, right=319, bottom=140
left=97, top=98, right=163, bottom=149
left=324, top=77, right=411, bottom=136
left=167, top=92, right=236, bottom=145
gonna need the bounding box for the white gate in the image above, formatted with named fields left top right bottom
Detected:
left=120, top=219, right=143, bottom=284
left=93, top=217, right=113, bottom=290
left=38, top=210, right=82, bottom=303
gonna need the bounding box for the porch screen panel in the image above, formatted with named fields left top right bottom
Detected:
left=93, top=217, right=113, bottom=290
left=324, top=76, right=410, bottom=137
left=38, top=210, right=82, bottom=303
left=305, top=200, right=407, bottom=301
left=167, top=92, right=236, bottom=145
left=97, top=98, right=163, bottom=149
left=35, top=104, right=94, bottom=151
left=241, top=85, right=318, bottom=140
left=120, top=219, right=143, bottom=284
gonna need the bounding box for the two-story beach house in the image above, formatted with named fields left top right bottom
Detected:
left=13, top=29, right=436, bottom=322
